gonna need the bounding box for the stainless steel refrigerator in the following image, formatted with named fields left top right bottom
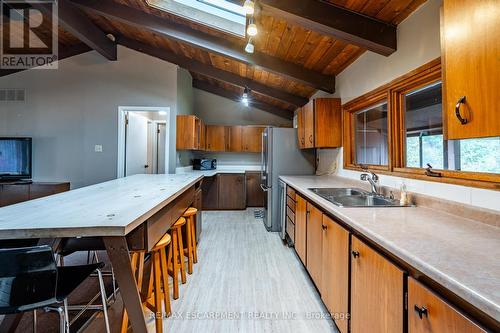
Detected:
left=261, top=127, right=315, bottom=232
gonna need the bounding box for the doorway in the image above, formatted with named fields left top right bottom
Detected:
left=117, top=107, right=170, bottom=178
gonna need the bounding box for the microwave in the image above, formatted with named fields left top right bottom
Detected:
left=193, top=159, right=217, bottom=170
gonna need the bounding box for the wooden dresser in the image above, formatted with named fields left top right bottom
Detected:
left=0, top=182, right=70, bottom=207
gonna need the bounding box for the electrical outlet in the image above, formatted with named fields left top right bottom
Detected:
left=94, top=145, right=103, bottom=152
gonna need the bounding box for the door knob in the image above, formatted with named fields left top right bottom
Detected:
left=414, top=305, right=428, bottom=319
left=144, top=165, right=149, bottom=168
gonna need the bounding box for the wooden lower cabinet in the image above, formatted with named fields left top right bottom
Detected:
left=201, top=176, right=218, bottom=210
left=217, top=174, right=246, bottom=210
left=306, top=202, right=323, bottom=289
left=351, top=236, right=405, bottom=333
left=294, top=194, right=307, bottom=265
left=245, top=171, right=264, bottom=207
left=408, top=278, right=486, bottom=333
left=321, top=215, right=349, bottom=333
left=0, top=182, right=70, bottom=207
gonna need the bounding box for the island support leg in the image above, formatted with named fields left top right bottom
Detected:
left=103, top=236, right=148, bottom=333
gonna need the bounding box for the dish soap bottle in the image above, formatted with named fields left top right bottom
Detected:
left=400, top=182, right=408, bottom=205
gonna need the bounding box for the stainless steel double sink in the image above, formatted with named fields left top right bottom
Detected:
left=309, top=188, right=412, bottom=207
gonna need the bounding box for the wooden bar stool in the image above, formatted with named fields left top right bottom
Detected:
left=168, top=217, right=187, bottom=300
left=182, top=207, right=198, bottom=274
left=121, top=233, right=172, bottom=333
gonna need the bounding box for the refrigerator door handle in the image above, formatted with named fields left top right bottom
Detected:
left=260, top=184, right=270, bottom=192
left=260, top=131, right=265, bottom=183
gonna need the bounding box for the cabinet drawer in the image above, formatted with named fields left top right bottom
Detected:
left=286, top=196, right=296, bottom=211
left=408, top=277, right=486, bottom=333
left=286, top=206, right=295, bottom=223
left=286, top=186, right=296, bottom=199
left=286, top=217, right=295, bottom=243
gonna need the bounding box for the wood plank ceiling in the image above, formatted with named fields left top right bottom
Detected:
left=2, top=0, right=426, bottom=118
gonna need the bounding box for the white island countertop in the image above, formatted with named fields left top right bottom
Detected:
left=280, top=175, right=500, bottom=322
left=0, top=174, right=203, bottom=239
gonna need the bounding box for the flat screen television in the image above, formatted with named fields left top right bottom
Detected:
left=0, top=138, right=32, bottom=180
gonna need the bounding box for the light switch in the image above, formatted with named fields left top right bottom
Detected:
left=94, top=145, right=103, bottom=152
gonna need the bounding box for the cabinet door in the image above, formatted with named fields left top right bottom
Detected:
left=242, top=127, right=264, bottom=152
left=294, top=194, right=307, bottom=264
left=227, top=126, right=243, bottom=152
left=442, top=0, right=500, bottom=139
left=304, top=101, right=315, bottom=148
left=297, top=107, right=306, bottom=148
left=218, top=174, right=246, bottom=209
left=199, top=119, right=206, bottom=150
left=201, top=176, right=218, bottom=210
left=206, top=125, right=226, bottom=151
left=306, top=202, right=323, bottom=289
left=194, top=188, right=202, bottom=242
left=351, top=236, right=405, bottom=333
left=245, top=171, right=264, bottom=207
left=408, top=278, right=486, bottom=333
left=321, top=215, right=349, bottom=333
left=314, top=98, right=342, bottom=148
left=176, top=115, right=196, bottom=150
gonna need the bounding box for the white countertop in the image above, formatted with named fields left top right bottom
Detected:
left=0, top=174, right=203, bottom=239
left=280, top=175, right=500, bottom=322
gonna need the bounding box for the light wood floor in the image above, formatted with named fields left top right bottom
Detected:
left=85, top=208, right=337, bottom=333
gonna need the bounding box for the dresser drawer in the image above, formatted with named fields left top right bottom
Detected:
left=286, top=217, right=295, bottom=243
left=286, top=186, right=296, bottom=199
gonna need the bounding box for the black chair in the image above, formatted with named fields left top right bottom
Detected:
left=0, top=245, right=104, bottom=333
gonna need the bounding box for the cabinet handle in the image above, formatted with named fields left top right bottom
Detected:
left=455, top=96, right=468, bottom=125
left=351, top=250, right=360, bottom=258
left=309, top=135, right=313, bottom=143
left=414, top=305, right=428, bottom=319
left=321, top=224, right=327, bottom=230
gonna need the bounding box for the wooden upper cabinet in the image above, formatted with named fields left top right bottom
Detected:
left=226, top=126, right=243, bottom=152
left=297, top=107, right=306, bottom=148
left=176, top=115, right=204, bottom=150
left=351, top=236, right=405, bottom=333
left=442, top=0, right=500, bottom=139
left=242, top=126, right=265, bottom=152
left=205, top=125, right=226, bottom=152
left=321, top=215, right=349, bottom=333
left=306, top=202, right=323, bottom=289
left=294, top=194, right=307, bottom=265
left=297, top=98, right=342, bottom=149
left=408, top=277, right=486, bottom=333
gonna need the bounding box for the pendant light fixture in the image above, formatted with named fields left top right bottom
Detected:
left=245, top=38, right=254, bottom=54
left=247, top=17, right=258, bottom=36
left=243, top=0, right=255, bottom=15
left=242, top=87, right=250, bottom=106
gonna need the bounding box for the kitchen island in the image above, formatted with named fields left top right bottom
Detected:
left=0, top=174, right=204, bottom=333
left=280, top=175, right=500, bottom=332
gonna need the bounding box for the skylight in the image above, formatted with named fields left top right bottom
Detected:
left=147, top=0, right=247, bottom=37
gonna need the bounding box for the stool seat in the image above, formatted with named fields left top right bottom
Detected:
left=173, top=216, right=187, bottom=227
left=182, top=207, right=197, bottom=217
left=152, top=233, right=171, bottom=251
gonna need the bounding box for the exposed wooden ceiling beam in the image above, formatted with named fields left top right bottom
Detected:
left=70, top=0, right=335, bottom=93
left=193, top=79, right=293, bottom=120
left=228, top=0, right=397, bottom=56
left=0, top=43, right=92, bottom=77
left=118, top=37, right=307, bottom=107
left=32, top=0, right=117, bottom=60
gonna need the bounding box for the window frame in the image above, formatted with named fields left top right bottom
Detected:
left=342, top=58, right=500, bottom=190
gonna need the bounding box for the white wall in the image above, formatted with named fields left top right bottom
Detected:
left=0, top=46, right=180, bottom=188
left=316, top=0, right=500, bottom=212
left=192, top=88, right=292, bottom=166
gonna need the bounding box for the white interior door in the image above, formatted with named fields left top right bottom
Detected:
left=157, top=123, right=167, bottom=174
left=125, top=112, right=150, bottom=176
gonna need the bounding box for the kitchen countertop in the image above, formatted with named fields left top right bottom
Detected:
left=0, top=174, right=203, bottom=239
left=279, top=175, right=500, bottom=322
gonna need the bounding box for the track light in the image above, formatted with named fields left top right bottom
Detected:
left=245, top=39, right=254, bottom=53
left=243, top=0, right=255, bottom=15
left=247, top=17, right=258, bottom=36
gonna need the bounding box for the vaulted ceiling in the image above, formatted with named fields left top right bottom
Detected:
left=1, top=0, right=427, bottom=119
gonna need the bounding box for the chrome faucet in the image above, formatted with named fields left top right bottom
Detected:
left=360, top=170, right=380, bottom=195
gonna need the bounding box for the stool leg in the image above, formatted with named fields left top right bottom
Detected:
left=177, top=227, right=187, bottom=284
left=171, top=231, right=180, bottom=299
left=191, top=216, right=198, bottom=264
left=159, top=247, right=172, bottom=317
left=153, top=251, right=163, bottom=333
left=185, top=217, right=193, bottom=274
